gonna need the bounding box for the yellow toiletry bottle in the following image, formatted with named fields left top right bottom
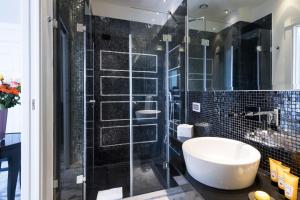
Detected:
left=284, top=172, right=299, bottom=200
left=277, top=165, right=290, bottom=194
left=269, top=158, right=281, bottom=184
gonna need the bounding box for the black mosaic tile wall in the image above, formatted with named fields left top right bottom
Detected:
left=188, top=91, right=300, bottom=178
left=93, top=16, right=167, bottom=166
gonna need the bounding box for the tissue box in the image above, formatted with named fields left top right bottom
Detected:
left=177, top=124, right=194, bottom=138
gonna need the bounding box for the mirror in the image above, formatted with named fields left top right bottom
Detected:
left=187, top=0, right=300, bottom=91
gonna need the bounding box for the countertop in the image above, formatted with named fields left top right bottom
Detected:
left=184, top=171, right=300, bottom=200
left=170, top=136, right=300, bottom=200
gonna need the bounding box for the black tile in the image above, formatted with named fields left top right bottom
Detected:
left=188, top=91, right=300, bottom=178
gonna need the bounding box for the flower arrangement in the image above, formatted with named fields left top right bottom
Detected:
left=0, top=73, right=21, bottom=109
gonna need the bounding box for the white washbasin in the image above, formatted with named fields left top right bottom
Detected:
left=182, top=137, right=261, bottom=190
left=135, top=110, right=161, bottom=119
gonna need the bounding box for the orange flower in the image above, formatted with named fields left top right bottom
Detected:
left=0, top=84, right=20, bottom=95
left=9, top=88, right=19, bottom=95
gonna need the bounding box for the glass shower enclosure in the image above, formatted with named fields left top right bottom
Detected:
left=53, top=0, right=187, bottom=198
left=88, top=12, right=176, bottom=198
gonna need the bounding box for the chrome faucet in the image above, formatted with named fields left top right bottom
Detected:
left=245, top=109, right=279, bottom=127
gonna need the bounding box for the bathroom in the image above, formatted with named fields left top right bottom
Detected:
left=52, top=0, right=300, bottom=199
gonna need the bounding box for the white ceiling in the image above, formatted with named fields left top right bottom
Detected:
left=94, top=0, right=183, bottom=14
left=92, top=0, right=268, bottom=24
left=188, top=0, right=266, bottom=22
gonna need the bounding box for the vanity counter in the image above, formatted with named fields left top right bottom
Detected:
left=184, top=171, right=300, bottom=200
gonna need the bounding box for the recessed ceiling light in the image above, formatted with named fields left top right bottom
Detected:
left=163, top=0, right=166, bottom=3
left=224, top=10, right=230, bottom=14
left=199, top=4, right=208, bottom=9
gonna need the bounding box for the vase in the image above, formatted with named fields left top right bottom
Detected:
left=0, top=108, right=8, bottom=140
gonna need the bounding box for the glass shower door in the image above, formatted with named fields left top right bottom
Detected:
left=187, top=17, right=232, bottom=91
left=129, top=13, right=173, bottom=196
left=188, top=17, right=210, bottom=91
left=53, top=0, right=87, bottom=199
left=87, top=15, right=132, bottom=199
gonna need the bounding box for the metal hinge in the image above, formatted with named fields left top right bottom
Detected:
left=163, top=161, right=169, bottom=169
left=32, top=99, right=36, bottom=110
left=201, top=39, right=210, bottom=47
left=53, top=179, right=58, bottom=189
left=184, top=36, right=190, bottom=43
left=256, top=46, right=262, bottom=52
left=76, top=175, right=86, bottom=184
left=163, top=34, right=172, bottom=42
left=77, top=23, right=86, bottom=32
left=48, top=17, right=58, bottom=29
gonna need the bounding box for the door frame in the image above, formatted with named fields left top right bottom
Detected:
left=21, top=0, right=54, bottom=199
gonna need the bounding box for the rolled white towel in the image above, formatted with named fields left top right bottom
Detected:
left=96, top=187, right=123, bottom=200
left=177, top=124, right=194, bottom=138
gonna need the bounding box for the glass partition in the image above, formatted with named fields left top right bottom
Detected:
left=53, top=0, right=86, bottom=199
left=188, top=17, right=232, bottom=91
left=89, top=15, right=131, bottom=199
left=54, top=1, right=187, bottom=199
left=129, top=12, right=176, bottom=196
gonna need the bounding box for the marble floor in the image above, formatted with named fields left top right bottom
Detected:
left=87, top=160, right=179, bottom=199
left=0, top=161, right=200, bottom=200
left=124, top=183, right=204, bottom=200
left=0, top=161, right=21, bottom=200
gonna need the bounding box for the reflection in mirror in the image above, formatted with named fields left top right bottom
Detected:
left=294, top=24, right=300, bottom=89
left=187, top=0, right=300, bottom=91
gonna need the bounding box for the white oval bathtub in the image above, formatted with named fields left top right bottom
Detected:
left=182, top=137, right=261, bottom=190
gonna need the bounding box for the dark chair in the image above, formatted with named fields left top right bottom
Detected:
left=0, top=133, right=21, bottom=200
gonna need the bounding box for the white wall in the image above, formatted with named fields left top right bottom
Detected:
left=0, top=0, right=22, bottom=133
left=0, top=0, right=21, bottom=24
left=90, top=0, right=169, bottom=25
left=272, top=0, right=300, bottom=90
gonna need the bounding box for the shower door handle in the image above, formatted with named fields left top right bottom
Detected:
left=88, top=100, right=96, bottom=103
